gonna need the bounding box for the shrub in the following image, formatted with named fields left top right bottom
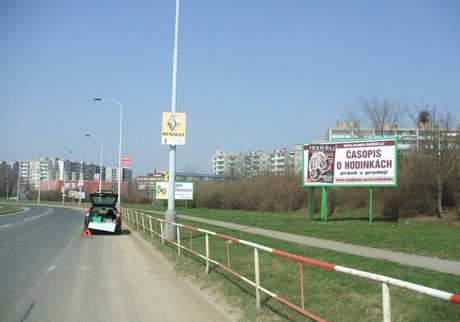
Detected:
left=195, top=174, right=307, bottom=212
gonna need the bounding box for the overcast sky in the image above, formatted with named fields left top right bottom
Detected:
left=1, top=0, right=459, bottom=175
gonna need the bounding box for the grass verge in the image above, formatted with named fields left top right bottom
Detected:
left=0, top=204, right=22, bottom=215
left=126, top=211, right=460, bottom=322
left=123, top=205, right=460, bottom=261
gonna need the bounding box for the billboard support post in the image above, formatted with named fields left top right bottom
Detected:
left=310, top=188, right=315, bottom=220
left=369, top=187, right=374, bottom=223
left=321, top=186, right=328, bottom=220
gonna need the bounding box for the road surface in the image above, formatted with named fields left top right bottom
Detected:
left=0, top=205, right=236, bottom=322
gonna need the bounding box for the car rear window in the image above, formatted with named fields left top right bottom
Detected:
left=91, top=195, right=117, bottom=206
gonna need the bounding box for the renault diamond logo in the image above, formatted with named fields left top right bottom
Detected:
left=167, top=115, right=181, bottom=131
left=161, top=112, right=186, bottom=145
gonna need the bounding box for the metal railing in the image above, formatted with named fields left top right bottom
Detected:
left=122, top=208, right=460, bottom=322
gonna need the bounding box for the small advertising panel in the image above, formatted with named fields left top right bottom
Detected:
left=154, top=181, right=193, bottom=200
left=121, top=156, right=131, bottom=167
left=302, top=138, right=398, bottom=187
left=161, top=112, right=187, bottom=145
left=68, top=191, right=86, bottom=199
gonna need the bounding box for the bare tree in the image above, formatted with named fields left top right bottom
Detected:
left=345, top=94, right=405, bottom=137
left=344, top=106, right=364, bottom=138
left=360, top=94, right=405, bottom=136
left=407, top=103, right=460, bottom=217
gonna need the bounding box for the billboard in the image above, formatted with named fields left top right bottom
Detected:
left=154, top=181, right=194, bottom=200
left=302, top=138, right=398, bottom=187
left=68, top=190, right=86, bottom=199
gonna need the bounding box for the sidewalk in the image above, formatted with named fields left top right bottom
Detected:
left=179, top=215, right=460, bottom=276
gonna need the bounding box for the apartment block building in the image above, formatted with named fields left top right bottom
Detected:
left=213, top=148, right=299, bottom=177
left=212, top=121, right=459, bottom=177
left=137, top=172, right=166, bottom=191
left=2, top=157, right=132, bottom=194
left=325, top=121, right=458, bottom=153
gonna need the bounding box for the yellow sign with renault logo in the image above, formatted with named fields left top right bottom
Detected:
left=161, top=112, right=186, bottom=145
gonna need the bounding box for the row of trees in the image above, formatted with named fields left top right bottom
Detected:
left=194, top=95, right=460, bottom=218
left=346, top=95, right=460, bottom=217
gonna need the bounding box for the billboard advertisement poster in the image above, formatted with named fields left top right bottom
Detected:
left=302, top=138, right=398, bottom=187
left=154, top=181, right=194, bottom=200
left=68, top=191, right=86, bottom=199
left=306, top=143, right=336, bottom=184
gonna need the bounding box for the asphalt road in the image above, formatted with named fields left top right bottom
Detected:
left=0, top=205, right=234, bottom=322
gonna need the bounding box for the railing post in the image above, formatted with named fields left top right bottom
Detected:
left=177, top=225, right=181, bottom=256
left=254, top=248, right=261, bottom=308
left=141, top=215, right=145, bottom=232
left=160, top=221, right=165, bottom=244
left=149, top=216, right=153, bottom=238
left=382, top=283, right=391, bottom=322
left=300, top=262, right=305, bottom=310
left=205, top=234, right=210, bottom=274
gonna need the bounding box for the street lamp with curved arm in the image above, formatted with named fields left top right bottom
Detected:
left=70, top=150, right=84, bottom=206
left=85, top=134, right=103, bottom=192
left=94, top=98, right=123, bottom=207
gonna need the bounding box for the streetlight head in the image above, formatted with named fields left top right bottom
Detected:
left=94, top=98, right=102, bottom=101
left=69, top=151, right=74, bottom=153
left=85, top=134, right=91, bottom=137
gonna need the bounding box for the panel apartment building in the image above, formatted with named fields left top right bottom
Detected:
left=3, top=157, right=132, bottom=195
left=212, top=121, right=459, bottom=176
left=212, top=147, right=302, bottom=177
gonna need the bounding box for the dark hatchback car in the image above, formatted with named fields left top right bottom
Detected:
left=84, top=192, right=122, bottom=234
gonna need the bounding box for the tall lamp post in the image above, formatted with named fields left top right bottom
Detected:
left=6, top=180, right=9, bottom=201
left=85, top=134, right=103, bottom=193
left=164, top=0, right=181, bottom=239
left=37, top=165, right=41, bottom=204
left=70, top=151, right=84, bottom=207
left=94, top=98, right=123, bottom=208
left=62, top=162, right=66, bottom=205
left=16, top=176, right=20, bottom=202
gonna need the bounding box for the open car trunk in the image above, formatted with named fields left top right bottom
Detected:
left=88, top=221, right=117, bottom=232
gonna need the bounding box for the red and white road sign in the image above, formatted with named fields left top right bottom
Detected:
left=121, top=156, right=131, bottom=167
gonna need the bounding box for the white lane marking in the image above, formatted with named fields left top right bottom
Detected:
left=47, top=266, right=56, bottom=272
left=22, top=208, right=53, bottom=222
left=3, top=206, right=54, bottom=228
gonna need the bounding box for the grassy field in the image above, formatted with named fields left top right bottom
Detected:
left=123, top=204, right=460, bottom=322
